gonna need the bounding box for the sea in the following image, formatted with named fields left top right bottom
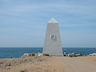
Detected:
left=0, top=47, right=96, bottom=58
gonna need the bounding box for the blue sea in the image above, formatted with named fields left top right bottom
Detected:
left=0, top=47, right=96, bottom=58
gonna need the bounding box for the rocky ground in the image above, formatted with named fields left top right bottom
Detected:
left=0, top=56, right=50, bottom=71
left=0, top=55, right=96, bottom=72
left=0, top=55, right=70, bottom=72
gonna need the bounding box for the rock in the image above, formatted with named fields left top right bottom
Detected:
left=22, top=53, right=31, bottom=57
left=43, top=54, right=49, bottom=56
left=24, top=53, right=31, bottom=56
left=68, top=53, right=76, bottom=57
left=22, top=53, right=38, bottom=57
left=68, top=53, right=82, bottom=57
left=35, top=54, right=38, bottom=56
left=38, top=53, right=44, bottom=56
left=89, top=53, right=96, bottom=56
left=21, top=53, right=50, bottom=58
left=22, top=53, right=50, bottom=57
left=76, top=54, right=82, bottom=56
left=38, top=53, right=49, bottom=56
left=32, top=53, right=35, bottom=56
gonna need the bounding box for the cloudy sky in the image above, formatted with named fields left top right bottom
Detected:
left=0, top=0, right=96, bottom=48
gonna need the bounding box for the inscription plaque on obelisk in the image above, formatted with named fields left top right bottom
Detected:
left=43, top=17, right=63, bottom=55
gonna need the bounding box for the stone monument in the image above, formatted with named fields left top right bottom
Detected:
left=43, top=17, right=63, bottom=55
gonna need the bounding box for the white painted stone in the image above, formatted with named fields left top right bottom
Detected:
left=43, top=17, right=63, bottom=55
left=48, top=17, right=58, bottom=23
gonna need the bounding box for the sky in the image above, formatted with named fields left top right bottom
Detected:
left=0, top=0, right=96, bottom=48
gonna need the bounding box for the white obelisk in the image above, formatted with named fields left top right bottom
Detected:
left=43, top=17, right=63, bottom=55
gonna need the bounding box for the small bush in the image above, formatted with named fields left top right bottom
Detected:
left=20, top=70, right=28, bottom=72
left=20, top=70, right=25, bottom=72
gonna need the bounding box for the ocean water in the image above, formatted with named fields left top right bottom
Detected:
left=0, top=47, right=96, bottom=58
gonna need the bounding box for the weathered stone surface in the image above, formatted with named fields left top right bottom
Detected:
left=24, top=53, right=31, bottom=56
left=67, top=53, right=83, bottom=57
left=89, top=53, right=96, bottom=56
left=22, top=53, right=49, bottom=57
left=43, top=17, right=63, bottom=55
left=68, top=53, right=76, bottom=57
left=38, top=53, right=44, bottom=56
left=32, top=53, right=35, bottom=56
left=76, top=54, right=82, bottom=56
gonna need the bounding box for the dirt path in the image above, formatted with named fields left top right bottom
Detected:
left=56, top=56, right=96, bottom=72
